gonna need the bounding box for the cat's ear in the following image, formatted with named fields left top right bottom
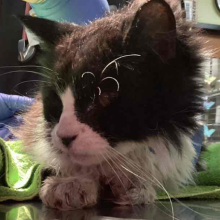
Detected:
left=124, top=0, right=176, bottom=62
left=17, top=15, right=76, bottom=45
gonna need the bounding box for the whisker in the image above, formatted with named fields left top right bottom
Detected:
left=121, top=165, right=175, bottom=220
left=101, top=153, right=131, bottom=200
left=0, top=65, right=54, bottom=72
left=103, top=152, right=140, bottom=218
left=12, top=80, right=49, bottom=91
left=115, top=61, right=119, bottom=75
left=107, top=148, right=175, bottom=220
left=101, top=54, right=141, bottom=77
left=97, top=87, right=101, bottom=95
left=105, top=151, right=141, bottom=191
left=0, top=70, right=50, bottom=79
left=170, top=198, right=220, bottom=219
left=101, top=153, right=126, bottom=193
left=81, top=71, right=96, bottom=78
left=0, top=123, right=13, bottom=130
left=107, top=150, right=178, bottom=219
left=96, top=154, right=116, bottom=202
left=100, top=77, right=120, bottom=91
left=108, top=148, right=177, bottom=219
left=108, top=148, right=218, bottom=219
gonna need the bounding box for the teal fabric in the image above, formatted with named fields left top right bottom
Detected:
left=30, top=0, right=110, bottom=24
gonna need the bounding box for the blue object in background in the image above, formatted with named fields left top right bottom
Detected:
left=0, top=93, right=34, bottom=140
left=204, top=124, right=216, bottom=138
left=204, top=101, right=215, bottom=110
left=30, top=0, right=110, bottom=25
left=192, top=126, right=204, bottom=166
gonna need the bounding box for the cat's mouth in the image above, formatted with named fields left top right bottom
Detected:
left=70, top=152, right=103, bottom=166
left=57, top=144, right=105, bottom=166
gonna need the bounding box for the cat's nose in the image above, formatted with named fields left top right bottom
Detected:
left=61, top=136, right=77, bottom=147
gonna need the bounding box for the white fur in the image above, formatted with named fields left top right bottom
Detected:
left=27, top=89, right=196, bottom=210
left=51, top=87, right=110, bottom=165
left=37, top=126, right=196, bottom=209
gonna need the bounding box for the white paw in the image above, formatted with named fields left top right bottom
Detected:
left=40, top=177, right=98, bottom=210
left=114, top=187, right=156, bottom=205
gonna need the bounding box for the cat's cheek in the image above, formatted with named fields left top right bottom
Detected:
left=70, top=126, right=110, bottom=155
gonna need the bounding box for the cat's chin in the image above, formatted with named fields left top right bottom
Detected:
left=56, top=148, right=105, bottom=166
left=69, top=153, right=103, bottom=166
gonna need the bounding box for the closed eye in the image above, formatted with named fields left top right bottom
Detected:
left=42, top=88, right=63, bottom=123
left=99, top=91, right=119, bottom=107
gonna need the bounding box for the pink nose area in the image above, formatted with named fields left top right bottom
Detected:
left=56, top=112, right=80, bottom=143
left=61, top=136, right=77, bottom=147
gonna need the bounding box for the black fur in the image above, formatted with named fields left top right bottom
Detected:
left=18, top=0, right=204, bottom=149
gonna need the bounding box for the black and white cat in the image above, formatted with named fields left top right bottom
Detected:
left=16, top=0, right=204, bottom=210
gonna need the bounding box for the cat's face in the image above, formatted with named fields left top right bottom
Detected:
left=20, top=0, right=203, bottom=166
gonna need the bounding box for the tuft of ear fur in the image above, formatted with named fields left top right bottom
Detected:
left=17, top=15, right=78, bottom=45
left=124, top=0, right=176, bottom=62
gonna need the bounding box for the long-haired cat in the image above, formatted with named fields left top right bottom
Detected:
left=15, top=0, right=204, bottom=210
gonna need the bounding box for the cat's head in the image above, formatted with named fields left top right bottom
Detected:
left=19, top=0, right=204, bottom=166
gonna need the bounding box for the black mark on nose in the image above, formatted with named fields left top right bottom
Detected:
left=61, top=136, right=77, bottom=147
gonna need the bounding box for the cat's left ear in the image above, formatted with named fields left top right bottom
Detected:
left=124, top=0, right=176, bottom=62
left=18, top=15, right=77, bottom=46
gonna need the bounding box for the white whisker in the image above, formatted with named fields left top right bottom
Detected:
left=107, top=147, right=175, bottom=220
left=115, top=61, right=119, bottom=75
left=97, top=87, right=101, bottom=95
left=0, top=65, right=54, bottom=72
left=108, top=147, right=217, bottom=219
left=12, top=80, right=49, bottom=91
left=104, top=152, right=140, bottom=218
left=121, top=165, right=175, bottom=220
left=100, top=77, right=120, bottom=91
left=105, top=151, right=141, bottom=190
left=101, top=54, right=141, bottom=77
left=0, top=70, right=50, bottom=79
left=81, top=71, right=96, bottom=78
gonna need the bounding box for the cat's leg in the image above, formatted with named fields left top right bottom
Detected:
left=104, top=171, right=156, bottom=205
left=113, top=185, right=157, bottom=205
left=39, top=176, right=98, bottom=210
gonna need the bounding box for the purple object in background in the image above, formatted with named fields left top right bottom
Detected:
left=0, top=93, right=34, bottom=140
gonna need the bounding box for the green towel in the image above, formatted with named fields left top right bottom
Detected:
left=0, top=138, right=42, bottom=202
left=158, top=143, right=220, bottom=200
left=1, top=137, right=220, bottom=202
left=0, top=204, right=39, bottom=220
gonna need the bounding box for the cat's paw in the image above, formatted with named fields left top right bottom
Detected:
left=113, top=187, right=156, bottom=205
left=39, top=177, right=98, bottom=210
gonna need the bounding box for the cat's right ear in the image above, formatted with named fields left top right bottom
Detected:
left=123, top=0, right=176, bottom=62
left=17, top=15, right=76, bottom=46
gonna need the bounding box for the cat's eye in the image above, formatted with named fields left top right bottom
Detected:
left=99, top=91, right=118, bottom=107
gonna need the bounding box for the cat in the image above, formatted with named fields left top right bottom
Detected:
left=15, top=0, right=205, bottom=210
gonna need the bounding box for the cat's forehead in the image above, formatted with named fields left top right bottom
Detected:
left=54, top=20, right=124, bottom=74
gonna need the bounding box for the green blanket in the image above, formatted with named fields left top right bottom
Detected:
left=0, top=138, right=42, bottom=202
left=1, top=138, right=220, bottom=202
left=158, top=143, right=220, bottom=200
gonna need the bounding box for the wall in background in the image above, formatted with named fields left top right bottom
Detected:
left=197, top=0, right=220, bottom=25
left=204, top=32, right=220, bottom=58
